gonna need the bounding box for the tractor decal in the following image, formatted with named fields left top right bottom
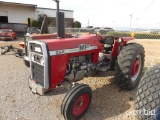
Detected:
left=49, top=45, right=98, bottom=56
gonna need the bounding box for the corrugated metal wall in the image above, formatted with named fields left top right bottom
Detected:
left=0, top=3, right=73, bottom=24
left=0, top=11, right=7, bottom=16
left=0, top=4, right=35, bottom=23
left=36, top=8, right=73, bottom=19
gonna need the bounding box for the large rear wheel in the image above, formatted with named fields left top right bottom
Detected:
left=135, top=64, right=160, bottom=120
left=115, top=43, right=145, bottom=90
left=61, top=84, right=92, bottom=120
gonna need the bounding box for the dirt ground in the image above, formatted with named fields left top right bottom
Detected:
left=0, top=39, right=160, bottom=120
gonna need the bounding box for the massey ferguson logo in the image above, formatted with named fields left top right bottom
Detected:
left=79, top=44, right=90, bottom=51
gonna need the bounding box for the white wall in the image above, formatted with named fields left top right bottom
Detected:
left=0, top=11, right=8, bottom=16
left=0, top=4, right=35, bottom=23
left=36, top=8, right=73, bottom=19
left=0, top=3, right=73, bottom=23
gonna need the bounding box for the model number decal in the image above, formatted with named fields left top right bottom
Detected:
left=56, top=50, right=65, bottom=55
left=49, top=45, right=98, bottom=56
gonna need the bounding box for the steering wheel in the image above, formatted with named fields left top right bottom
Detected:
left=96, top=33, right=103, bottom=43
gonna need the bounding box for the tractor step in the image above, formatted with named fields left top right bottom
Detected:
left=97, top=66, right=110, bottom=72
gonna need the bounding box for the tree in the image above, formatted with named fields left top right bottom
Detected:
left=73, top=21, right=81, bottom=28
left=32, top=14, right=52, bottom=33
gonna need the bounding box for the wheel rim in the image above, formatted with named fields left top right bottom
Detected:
left=131, top=55, right=141, bottom=81
left=72, top=93, right=90, bottom=116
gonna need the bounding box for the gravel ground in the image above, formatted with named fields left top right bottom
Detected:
left=0, top=39, right=160, bottom=120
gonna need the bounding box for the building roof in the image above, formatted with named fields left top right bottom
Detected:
left=0, top=1, right=37, bottom=8
left=0, top=1, right=73, bottom=11
left=37, top=7, right=73, bottom=12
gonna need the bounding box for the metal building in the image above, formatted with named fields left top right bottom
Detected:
left=0, top=1, right=74, bottom=27
left=0, top=1, right=36, bottom=23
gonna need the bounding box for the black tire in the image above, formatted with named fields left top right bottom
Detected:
left=135, top=64, right=160, bottom=120
left=115, top=43, right=145, bottom=90
left=24, top=59, right=30, bottom=67
left=61, top=84, right=92, bottom=120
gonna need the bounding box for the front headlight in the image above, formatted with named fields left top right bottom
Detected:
left=40, top=56, right=44, bottom=65
left=118, top=38, right=122, bottom=42
left=31, top=53, right=44, bottom=65
left=31, top=53, right=34, bottom=61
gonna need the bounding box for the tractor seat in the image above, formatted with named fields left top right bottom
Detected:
left=101, top=36, right=114, bottom=53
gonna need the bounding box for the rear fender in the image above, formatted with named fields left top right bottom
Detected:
left=121, top=37, right=135, bottom=45
left=111, top=37, right=135, bottom=57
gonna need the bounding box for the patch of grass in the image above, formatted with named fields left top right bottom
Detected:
left=106, top=31, right=160, bottom=39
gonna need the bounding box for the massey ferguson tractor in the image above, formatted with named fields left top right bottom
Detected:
left=27, top=1, right=145, bottom=120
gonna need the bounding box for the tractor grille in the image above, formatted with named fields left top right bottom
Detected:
left=24, top=39, right=28, bottom=56
left=32, top=62, right=44, bottom=86
left=29, top=41, right=49, bottom=89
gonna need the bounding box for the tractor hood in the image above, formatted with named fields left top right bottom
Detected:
left=25, top=33, right=72, bottom=40
left=40, top=34, right=103, bottom=51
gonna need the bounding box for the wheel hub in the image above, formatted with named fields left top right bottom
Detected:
left=72, top=94, right=89, bottom=116
left=78, top=101, right=83, bottom=107
left=131, top=55, right=141, bottom=81
left=132, top=59, right=140, bottom=76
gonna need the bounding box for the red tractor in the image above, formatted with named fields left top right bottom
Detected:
left=27, top=1, right=145, bottom=120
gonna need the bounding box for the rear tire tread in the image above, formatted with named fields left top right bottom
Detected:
left=135, top=64, right=160, bottom=120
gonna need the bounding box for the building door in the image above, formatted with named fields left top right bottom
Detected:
left=0, top=11, right=8, bottom=23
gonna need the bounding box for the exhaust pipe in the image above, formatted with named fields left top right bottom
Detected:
left=54, top=0, right=65, bottom=38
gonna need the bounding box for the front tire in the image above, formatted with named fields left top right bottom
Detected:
left=115, top=43, right=145, bottom=90
left=61, top=84, right=92, bottom=120
left=135, top=65, right=160, bottom=120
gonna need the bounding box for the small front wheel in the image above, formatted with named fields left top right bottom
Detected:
left=61, top=84, right=92, bottom=120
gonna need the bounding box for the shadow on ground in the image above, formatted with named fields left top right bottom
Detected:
left=45, top=71, right=137, bottom=120
left=82, top=72, right=136, bottom=120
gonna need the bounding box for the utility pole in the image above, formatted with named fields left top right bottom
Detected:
left=130, top=14, right=132, bottom=32
left=112, top=21, right=115, bottom=28
left=136, top=18, right=139, bottom=31
left=88, top=20, right=90, bottom=27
